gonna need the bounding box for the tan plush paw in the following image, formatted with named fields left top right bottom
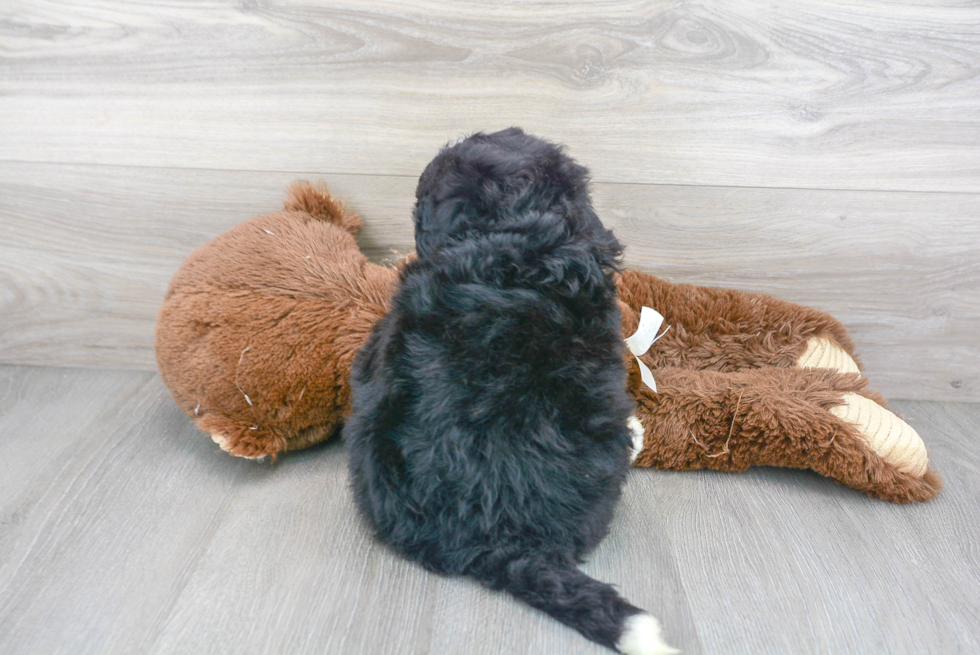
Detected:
left=210, top=432, right=267, bottom=461
left=798, top=337, right=860, bottom=373
left=210, top=431, right=232, bottom=452
left=830, top=393, right=928, bottom=476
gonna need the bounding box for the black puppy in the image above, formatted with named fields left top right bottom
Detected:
left=344, top=128, right=673, bottom=655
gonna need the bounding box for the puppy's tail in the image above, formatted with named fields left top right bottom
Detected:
left=283, top=180, right=362, bottom=235
left=481, top=553, right=677, bottom=654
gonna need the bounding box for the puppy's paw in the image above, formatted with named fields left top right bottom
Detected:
left=628, top=415, right=645, bottom=464
left=797, top=337, right=860, bottom=374
left=831, top=393, right=928, bottom=476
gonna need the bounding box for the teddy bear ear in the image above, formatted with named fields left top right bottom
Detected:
left=283, top=181, right=362, bottom=235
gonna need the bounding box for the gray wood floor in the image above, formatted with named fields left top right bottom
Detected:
left=1, top=363, right=978, bottom=655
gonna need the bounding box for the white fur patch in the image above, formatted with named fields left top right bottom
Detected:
left=628, top=415, right=645, bottom=464
left=618, top=613, right=678, bottom=655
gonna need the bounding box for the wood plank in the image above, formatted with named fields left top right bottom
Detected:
left=145, top=438, right=444, bottom=655
left=0, top=367, right=157, bottom=522
left=857, top=399, right=980, bottom=653
left=0, top=366, right=251, bottom=654
left=2, top=162, right=977, bottom=401
left=0, top=162, right=415, bottom=371
left=1, top=365, right=977, bottom=654
left=648, top=398, right=980, bottom=655
left=2, top=0, right=979, bottom=191
left=0, top=365, right=700, bottom=655
left=597, top=183, right=980, bottom=403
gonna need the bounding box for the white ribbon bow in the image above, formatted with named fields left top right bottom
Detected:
left=624, top=306, right=670, bottom=393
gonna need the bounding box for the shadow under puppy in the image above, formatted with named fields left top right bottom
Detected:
left=344, top=128, right=675, bottom=655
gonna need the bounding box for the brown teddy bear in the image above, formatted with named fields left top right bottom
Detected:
left=156, top=182, right=942, bottom=503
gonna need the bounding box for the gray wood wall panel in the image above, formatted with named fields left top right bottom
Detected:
left=2, top=162, right=977, bottom=401
left=2, top=1, right=979, bottom=192
left=1, top=365, right=977, bottom=654
left=599, top=183, right=980, bottom=403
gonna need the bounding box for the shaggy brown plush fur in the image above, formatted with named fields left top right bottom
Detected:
left=155, top=182, right=942, bottom=501
left=616, top=273, right=942, bottom=502
left=156, top=182, right=398, bottom=459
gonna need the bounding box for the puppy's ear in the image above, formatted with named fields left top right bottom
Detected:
left=488, top=126, right=526, bottom=141
left=414, top=194, right=468, bottom=258
left=582, top=208, right=625, bottom=272
left=413, top=194, right=440, bottom=258
left=594, top=231, right=625, bottom=272
left=414, top=150, right=465, bottom=258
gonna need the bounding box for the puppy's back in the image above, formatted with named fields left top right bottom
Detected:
left=345, top=128, right=675, bottom=655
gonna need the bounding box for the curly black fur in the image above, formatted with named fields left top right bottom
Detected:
left=344, top=128, right=647, bottom=652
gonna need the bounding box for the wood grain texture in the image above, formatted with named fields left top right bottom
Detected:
left=2, top=0, right=979, bottom=191
left=598, top=183, right=980, bottom=403
left=0, top=366, right=693, bottom=655
left=0, top=366, right=249, bottom=654
left=2, top=162, right=977, bottom=401
left=0, top=162, right=414, bottom=371
left=1, top=366, right=978, bottom=654
left=636, top=397, right=980, bottom=655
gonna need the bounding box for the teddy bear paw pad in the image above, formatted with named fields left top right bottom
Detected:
left=830, top=393, right=928, bottom=476
left=210, top=432, right=232, bottom=452
left=210, top=432, right=267, bottom=460
left=798, top=337, right=860, bottom=374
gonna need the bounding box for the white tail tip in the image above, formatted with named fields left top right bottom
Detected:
left=618, top=613, right=679, bottom=655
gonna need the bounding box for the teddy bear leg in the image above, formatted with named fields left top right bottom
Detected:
left=806, top=387, right=940, bottom=501
left=629, top=366, right=942, bottom=502
left=617, top=270, right=859, bottom=372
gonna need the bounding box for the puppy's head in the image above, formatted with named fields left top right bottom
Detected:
left=413, top=128, right=619, bottom=265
